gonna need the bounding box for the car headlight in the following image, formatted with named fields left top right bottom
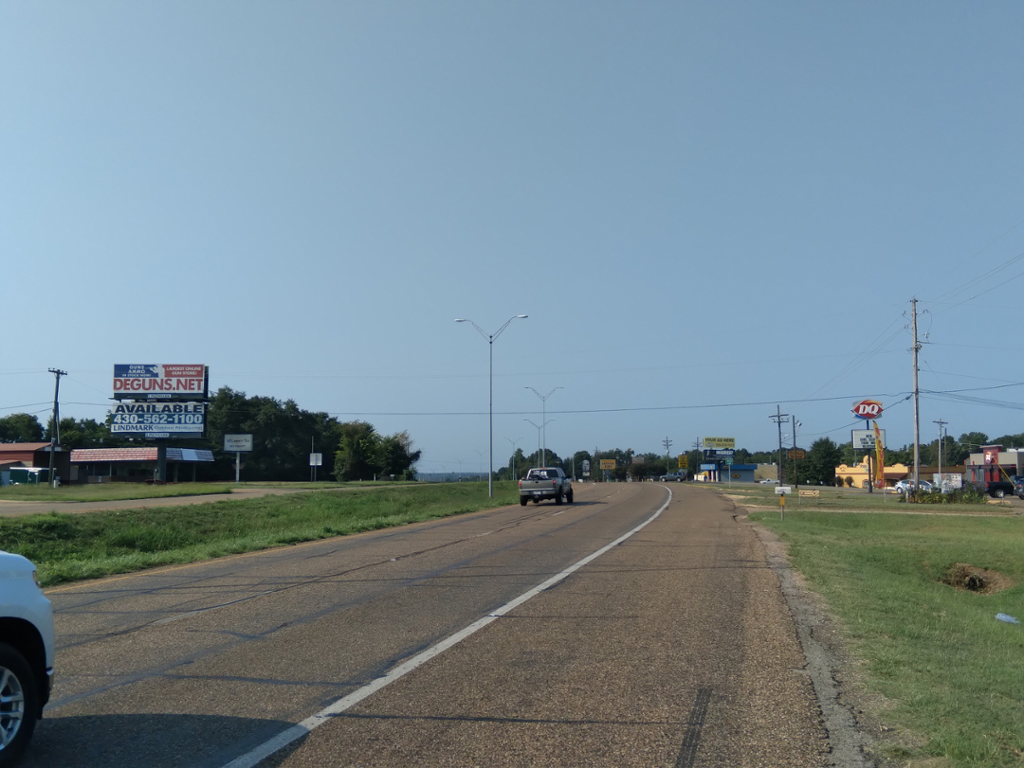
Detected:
left=32, top=568, right=42, bottom=589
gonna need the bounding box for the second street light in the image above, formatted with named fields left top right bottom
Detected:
left=456, top=314, right=528, bottom=497
left=526, top=386, right=561, bottom=467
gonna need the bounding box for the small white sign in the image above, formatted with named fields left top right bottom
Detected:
left=224, top=434, right=254, bottom=452
left=309, top=453, right=323, bottom=467
left=775, top=486, right=793, bottom=495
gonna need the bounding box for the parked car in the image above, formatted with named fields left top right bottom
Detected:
left=658, top=472, right=685, bottom=482
left=758, top=478, right=779, bottom=484
left=893, top=480, right=933, bottom=494
left=0, top=551, right=54, bottom=766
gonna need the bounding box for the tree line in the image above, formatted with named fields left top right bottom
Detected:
left=0, top=387, right=420, bottom=483
left=490, top=431, right=1023, bottom=487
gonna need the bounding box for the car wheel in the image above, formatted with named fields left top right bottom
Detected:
left=566, top=490, right=574, bottom=503
left=554, top=492, right=563, bottom=505
left=0, top=642, right=40, bottom=767
left=520, top=497, right=528, bottom=507
left=993, top=488, right=1005, bottom=499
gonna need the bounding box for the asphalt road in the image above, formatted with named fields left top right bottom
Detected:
left=26, top=483, right=834, bottom=767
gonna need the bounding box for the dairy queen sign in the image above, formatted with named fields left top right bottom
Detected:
left=852, top=399, right=883, bottom=420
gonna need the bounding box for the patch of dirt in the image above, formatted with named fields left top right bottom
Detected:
left=940, top=563, right=1014, bottom=595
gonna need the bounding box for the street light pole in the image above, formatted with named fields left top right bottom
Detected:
left=523, top=418, right=553, bottom=465
left=525, top=386, right=561, bottom=467
left=505, top=437, right=523, bottom=481
left=456, top=315, right=528, bottom=498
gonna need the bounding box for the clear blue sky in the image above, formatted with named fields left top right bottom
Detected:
left=3, top=2, right=1023, bottom=473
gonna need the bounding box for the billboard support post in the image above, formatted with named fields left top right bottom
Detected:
left=156, top=440, right=167, bottom=483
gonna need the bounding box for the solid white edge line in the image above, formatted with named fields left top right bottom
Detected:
left=221, top=488, right=673, bottom=768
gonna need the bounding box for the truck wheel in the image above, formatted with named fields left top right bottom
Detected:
left=554, top=492, right=563, bottom=505
left=0, top=642, right=40, bottom=767
left=520, top=497, right=528, bottom=506
left=566, top=490, right=574, bottom=503
left=993, top=488, right=1005, bottom=499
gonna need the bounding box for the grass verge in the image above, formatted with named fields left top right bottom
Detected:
left=751, top=507, right=1024, bottom=767
left=0, top=482, right=519, bottom=587
left=0, top=482, right=233, bottom=502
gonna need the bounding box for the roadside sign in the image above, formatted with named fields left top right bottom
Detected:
left=852, top=399, right=883, bottom=420
left=788, top=449, right=806, bottom=460
left=775, top=486, right=793, bottom=495
left=224, top=434, right=254, bottom=452
left=309, top=453, right=323, bottom=467
left=677, top=455, right=688, bottom=469
left=852, top=429, right=885, bottom=450
left=599, top=459, right=616, bottom=470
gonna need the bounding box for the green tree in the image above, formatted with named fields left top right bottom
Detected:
left=206, top=387, right=341, bottom=481
left=0, top=413, right=43, bottom=442
left=55, top=418, right=116, bottom=449
left=804, top=438, right=842, bottom=486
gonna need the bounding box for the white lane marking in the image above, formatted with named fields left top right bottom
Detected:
left=221, top=489, right=672, bottom=768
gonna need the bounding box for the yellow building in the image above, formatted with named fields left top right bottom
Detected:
left=835, top=458, right=909, bottom=490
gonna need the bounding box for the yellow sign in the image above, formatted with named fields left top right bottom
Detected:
left=799, top=489, right=819, bottom=498
left=677, top=454, right=688, bottom=469
left=704, top=437, right=735, bottom=449
left=788, top=449, right=806, bottom=460
left=599, top=459, right=617, bottom=470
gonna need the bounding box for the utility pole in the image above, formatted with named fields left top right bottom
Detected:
left=662, top=436, right=673, bottom=475
left=792, top=417, right=801, bottom=489
left=934, top=419, right=947, bottom=489
left=769, top=406, right=789, bottom=484
left=912, top=298, right=921, bottom=490
left=47, top=368, right=67, bottom=488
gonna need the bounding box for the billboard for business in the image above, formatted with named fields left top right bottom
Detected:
left=110, top=402, right=206, bottom=437
left=703, top=437, right=735, bottom=449
left=113, top=364, right=208, bottom=400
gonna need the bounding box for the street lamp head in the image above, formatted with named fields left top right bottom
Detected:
left=517, top=314, right=528, bottom=318
left=454, top=318, right=466, bottom=322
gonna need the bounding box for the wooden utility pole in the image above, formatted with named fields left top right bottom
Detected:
left=47, top=368, right=67, bottom=488
left=770, top=406, right=789, bottom=484
left=912, top=298, right=921, bottom=490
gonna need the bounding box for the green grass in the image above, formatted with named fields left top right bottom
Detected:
left=0, top=482, right=519, bottom=587
left=751, top=508, right=1024, bottom=767
left=0, top=482, right=232, bottom=502
left=726, top=484, right=1013, bottom=516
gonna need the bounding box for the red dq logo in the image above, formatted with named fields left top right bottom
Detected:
left=852, top=399, right=883, bottom=419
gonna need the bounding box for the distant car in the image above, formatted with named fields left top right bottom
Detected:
left=658, top=472, right=685, bottom=482
left=1014, top=478, right=1024, bottom=500
left=0, top=551, right=55, bottom=765
left=758, top=478, right=779, bottom=484
left=894, top=480, right=933, bottom=494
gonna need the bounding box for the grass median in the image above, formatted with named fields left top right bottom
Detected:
left=750, top=503, right=1023, bottom=768
left=0, top=482, right=233, bottom=502
left=0, top=481, right=519, bottom=587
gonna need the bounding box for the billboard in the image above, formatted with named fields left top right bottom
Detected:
left=704, top=437, right=735, bottom=449
left=110, top=402, right=206, bottom=437
left=599, top=459, right=617, bottom=470
left=113, top=364, right=208, bottom=400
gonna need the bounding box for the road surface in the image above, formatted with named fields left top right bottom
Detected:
left=25, top=483, right=838, bottom=767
